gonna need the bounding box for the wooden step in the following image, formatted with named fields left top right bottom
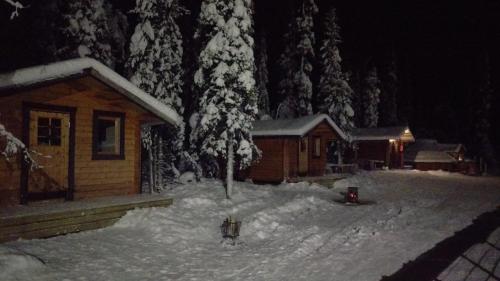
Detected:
left=0, top=198, right=172, bottom=243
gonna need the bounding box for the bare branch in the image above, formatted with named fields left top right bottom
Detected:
left=3, top=0, right=25, bottom=19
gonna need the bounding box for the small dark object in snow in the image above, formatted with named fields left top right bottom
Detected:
left=221, top=216, right=241, bottom=240
left=334, top=187, right=376, bottom=206
left=345, top=187, right=359, bottom=203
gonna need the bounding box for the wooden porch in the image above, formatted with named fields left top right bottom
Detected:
left=0, top=194, right=172, bottom=243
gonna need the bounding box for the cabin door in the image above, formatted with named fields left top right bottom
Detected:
left=27, top=110, right=70, bottom=200
left=298, top=137, right=309, bottom=176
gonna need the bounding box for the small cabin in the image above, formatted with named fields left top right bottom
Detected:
left=0, top=58, right=180, bottom=206
left=404, top=139, right=467, bottom=171
left=351, top=126, right=415, bottom=169
left=247, top=114, right=347, bottom=182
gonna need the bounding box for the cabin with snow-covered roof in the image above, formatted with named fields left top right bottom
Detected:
left=351, top=126, right=415, bottom=169
left=404, top=139, right=467, bottom=171
left=246, top=114, right=347, bottom=182
left=0, top=58, right=181, bottom=206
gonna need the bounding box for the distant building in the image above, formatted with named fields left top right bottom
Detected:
left=350, top=126, right=415, bottom=169
left=404, top=139, right=467, bottom=171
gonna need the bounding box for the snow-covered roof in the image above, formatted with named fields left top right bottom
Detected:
left=351, top=126, right=415, bottom=142
left=404, top=139, right=464, bottom=163
left=407, top=139, right=464, bottom=154
left=406, top=150, right=457, bottom=163
left=0, top=58, right=181, bottom=126
left=251, top=114, right=347, bottom=140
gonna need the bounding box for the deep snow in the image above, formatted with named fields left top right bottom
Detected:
left=1, top=170, right=500, bottom=281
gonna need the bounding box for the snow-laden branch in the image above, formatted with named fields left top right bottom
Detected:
left=3, top=0, right=24, bottom=19
left=0, top=123, right=36, bottom=169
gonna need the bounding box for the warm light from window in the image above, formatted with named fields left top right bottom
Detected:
left=404, top=129, right=410, bottom=134
left=389, top=139, right=396, bottom=143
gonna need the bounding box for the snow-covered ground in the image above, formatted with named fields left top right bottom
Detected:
left=1, top=170, right=500, bottom=281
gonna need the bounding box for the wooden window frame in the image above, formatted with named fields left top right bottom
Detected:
left=92, top=110, right=125, bottom=160
left=313, top=136, right=321, bottom=158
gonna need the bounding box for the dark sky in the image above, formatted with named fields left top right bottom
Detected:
left=1, top=0, right=499, bottom=158
left=252, top=0, right=500, bottom=153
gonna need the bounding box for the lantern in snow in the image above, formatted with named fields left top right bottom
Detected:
left=221, top=216, right=241, bottom=240
left=345, top=187, right=359, bottom=203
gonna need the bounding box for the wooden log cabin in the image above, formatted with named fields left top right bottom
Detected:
left=404, top=139, right=467, bottom=172
left=0, top=58, right=181, bottom=207
left=351, top=126, right=415, bottom=169
left=247, top=114, right=347, bottom=182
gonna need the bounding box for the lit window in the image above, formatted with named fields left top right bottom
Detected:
left=92, top=111, right=125, bottom=160
left=37, top=117, right=61, bottom=146
left=313, top=137, right=321, bottom=157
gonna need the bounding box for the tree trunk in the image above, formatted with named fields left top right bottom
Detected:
left=226, top=140, right=234, bottom=199
left=148, top=145, right=154, bottom=194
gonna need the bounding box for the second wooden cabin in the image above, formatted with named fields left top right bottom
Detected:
left=350, top=126, right=415, bottom=169
left=247, top=114, right=347, bottom=182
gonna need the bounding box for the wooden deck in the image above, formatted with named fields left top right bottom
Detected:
left=0, top=195, right=173, bottom=243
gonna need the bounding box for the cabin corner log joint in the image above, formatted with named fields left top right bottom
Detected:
left=0, top=58, right=181, bottom=207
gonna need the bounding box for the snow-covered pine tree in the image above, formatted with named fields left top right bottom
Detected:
left=473, top=52, right=496, bottom=171
left=30, top=0, right=63, bottom=63
left=277, top=0, right=318, bottom=118
left=3, top=0, right=24, bottom=19
left=317, top=7, right=354, bottom=134
left=127, top=0, right=188, bottom=190
left=255, top=32, right=270, bottom=118
left=362, top=66, right=381, bottom=128
left=379, top=51, right=399, bottom=126
left=0, top=123, right=35, bottom=169
left=192, top=0, right=259, bottom=198
left=104, top=2, right=129, bottom=71
left=59, top=0, right=116, bottom=68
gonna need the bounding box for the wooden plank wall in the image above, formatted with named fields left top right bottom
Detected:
left=247, top=138, right=284, bottom=182
left=0, top=75, right=151, bottom=206
left=357, top=140, right=390, bottom=164
left=0, top=198, right=173, bottom=242
left=414, top=162, right=455, bottom=171
left=307, top=121, right=338, bottom=177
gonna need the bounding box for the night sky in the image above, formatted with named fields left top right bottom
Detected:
left=1, top=0, right=499, bottom=159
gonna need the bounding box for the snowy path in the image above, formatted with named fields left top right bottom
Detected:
left=1, top=170, right=500, bottom=281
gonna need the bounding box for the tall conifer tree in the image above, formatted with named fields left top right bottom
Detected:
left=192, top=0, right=259, bottom=198
left=277, top=0, right=318, bottom=118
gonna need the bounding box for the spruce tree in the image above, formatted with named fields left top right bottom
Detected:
left=277, top=0, right=318, bottom=118
left=255, top=32, right=270, bottom=118
left=192, top=0, right=259, bottom=198
left=362, top=66, right=381, bottom=128
left=379, top=51, right=399, bottom=126
left=317, top=7, right=354, bottom=134
left=473, top=52, right=496, bottom=171
left=59, top=0, right=116, bottom=68
left=127, top=0, right=187, bottom=189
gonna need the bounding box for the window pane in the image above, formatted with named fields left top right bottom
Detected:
left=97, top=118, right=117, bottom=154
left=51, top=118, right=61, bottom=128
left=38, top=117, right=49, bottom=127
left=52, top=126, right=61, bottom=137
left=37, top=126, right=49, bottom=138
